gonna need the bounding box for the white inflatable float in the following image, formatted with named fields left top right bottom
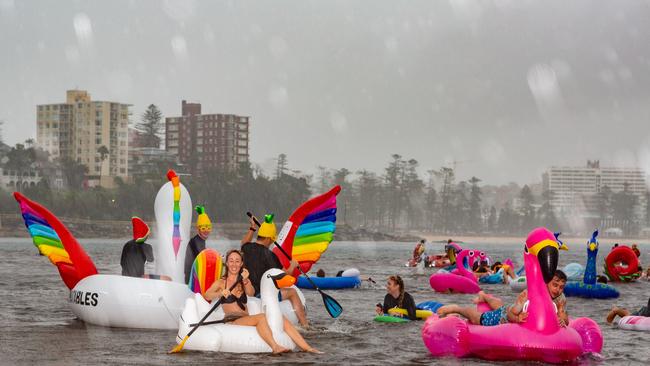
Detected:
left=17, top=170, right=306, bottom=329
left=17, top=171, right=194, bottom=329
left=176, top=268, right=304, bottom=353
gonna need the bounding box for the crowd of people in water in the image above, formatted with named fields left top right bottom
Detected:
left=118, top=209, right=648, bottom=355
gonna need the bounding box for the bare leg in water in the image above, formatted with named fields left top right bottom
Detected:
left=230, top=313, right=290, bottom=354
left=281, top=288, right=309, bottom=327
left=436, top=304, right=482, bottom=325
left=282, top=317, right=322, bottom=354
left=606, top=306, right=631, bottom=324
left=472, top=291, right=504, bottom=310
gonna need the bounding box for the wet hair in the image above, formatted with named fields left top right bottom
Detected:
left=316, top=269, right=325, bottom=277
left=491, top=261, right=502, bottom=272
left=553, top=269, right=567, bottom=282
left=472, top=262, right=479, bottom=271
left=596, top=275, right=608, bottom=284
left=420, top=239, right=425, bottom=244
left=388, top=275, right=406, bottom=308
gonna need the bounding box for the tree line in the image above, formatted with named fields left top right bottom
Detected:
left=1, top=139, right=647, bottom=236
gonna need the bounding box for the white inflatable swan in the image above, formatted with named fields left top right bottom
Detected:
left=176, top=268, right=301, bottom=353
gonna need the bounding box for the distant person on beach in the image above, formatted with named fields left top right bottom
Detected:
left=121, top=217, right=154, bottom=278
left=184, top=206, right=212, bottom=284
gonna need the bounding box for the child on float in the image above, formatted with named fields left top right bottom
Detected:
left=437, top=270, right=569, bottom=327
left=184, top=206, right=212, bottom=283
left=375, top=275, right=418, bottom=320
left=606, top=297, right=650, bottom=323
left=203, top=249, right=321, bottom=354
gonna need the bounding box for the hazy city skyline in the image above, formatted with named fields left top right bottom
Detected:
left=2, top=0, right=650, bottom=184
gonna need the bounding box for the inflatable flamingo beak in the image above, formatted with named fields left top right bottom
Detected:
left=537, top=245, right=559, bottom=283
left=272, top=273, right=296, bottom=289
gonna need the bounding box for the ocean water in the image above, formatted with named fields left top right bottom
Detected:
left=1, top=238, right=649, bottom=365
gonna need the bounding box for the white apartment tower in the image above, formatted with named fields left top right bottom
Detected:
left=543, top=160, right=647, bottom=218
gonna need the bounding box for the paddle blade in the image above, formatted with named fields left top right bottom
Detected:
left=169, top=336, right=189, bottom=353
left=322, top=292, right=343, bottom=318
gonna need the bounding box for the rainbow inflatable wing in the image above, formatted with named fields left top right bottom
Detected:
left=273, top=186, right=341, bottom=277
left=188, top=248, right=223, bottom=297
left=14, top=192, right=98, bottom=289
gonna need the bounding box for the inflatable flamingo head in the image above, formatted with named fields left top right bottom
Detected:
left=525, top=227, right=562, bottom=283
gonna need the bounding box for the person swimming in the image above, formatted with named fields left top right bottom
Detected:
left=606, top=297, right=650, bottom=324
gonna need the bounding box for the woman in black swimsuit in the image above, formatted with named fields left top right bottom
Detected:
left=204, top=250, right=321, bottom=354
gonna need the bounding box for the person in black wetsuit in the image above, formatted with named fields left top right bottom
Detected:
left=375, top=275, right=417, bottom=320
left=120, top=217, right=154, bottom=277
left=184, top=205, right=212, bottom=284
left=241, top=213, right=308, bottom=327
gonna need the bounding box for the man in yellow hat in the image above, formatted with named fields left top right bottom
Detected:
left=241, top=213, right=308, bottom=327
left=184, top=205, right=212, bottom=283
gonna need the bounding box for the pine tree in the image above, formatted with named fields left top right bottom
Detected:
left=136, top=104, right=163, bottom=148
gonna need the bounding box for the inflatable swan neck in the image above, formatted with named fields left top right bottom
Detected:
left=260, top=273, right=284, bottom=334
left=522, top=252, right=560, bottom=334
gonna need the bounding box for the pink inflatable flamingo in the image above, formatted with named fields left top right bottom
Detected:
left=422, top=227, right=603, bottom=363
left=430, top=249, right=481, bottom=294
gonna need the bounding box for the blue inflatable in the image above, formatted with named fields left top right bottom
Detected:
left=297, top=275, right=361, bottom=289
left=564, top=230, right=619, bottom=299
left=562, top=262, right=585, bottom=281
left=417, top=301, right=444, bottom=312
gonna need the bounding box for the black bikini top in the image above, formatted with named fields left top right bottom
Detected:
left=222, top=278, right=247, bottom=310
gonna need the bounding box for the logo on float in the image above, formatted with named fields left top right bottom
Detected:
left=69, top=290, right=99, bottom=306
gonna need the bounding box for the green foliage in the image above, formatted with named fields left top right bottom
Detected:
left=135, top=104, right=163, bottom=148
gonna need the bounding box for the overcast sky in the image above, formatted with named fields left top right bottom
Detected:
left=2, top=0, right=650, bottom=185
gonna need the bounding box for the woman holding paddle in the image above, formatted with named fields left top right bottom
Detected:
left=203, top=249, right=321, bottom=354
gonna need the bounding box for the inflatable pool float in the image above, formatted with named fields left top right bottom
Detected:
left=15, top=170, right=195, bottom=329
left=297, top=275, right=360, bottom=289
left=604, top=245, right=641, bottom=282
left=509, top=275, right=527, bottom=292
left=374, top=315, right=410, bottom=323
left=477, top=259, right=515, bottom=284
left=564, top=230, right=619, bottom=299
left=375, top=301, right=443, bottom=323
left=417, top=301, right=444, bottom=313
left=422, top=227, right=603, bottom=363
left=175, top=268, right=302, bottom=353
left=563, top=262, right=585, bottom=281
left=616, top=315, right=650, bottom=331
left=429, top=249, right=481, bottom=294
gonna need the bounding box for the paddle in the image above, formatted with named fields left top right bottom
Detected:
left=247, top=212, right=343, bottom=318
left=169, top=275, right=242, bottom=353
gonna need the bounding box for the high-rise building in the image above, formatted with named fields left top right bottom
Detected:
left=165, top=100, right=249, bottom=173
left=543, top=160, right=647, bottom=218
left=36, top=90, right=131, bottom=188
